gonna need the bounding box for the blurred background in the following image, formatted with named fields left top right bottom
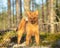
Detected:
left=0, top=0, right=60, bottom=33
left=0, top=0, right=60, bottom=47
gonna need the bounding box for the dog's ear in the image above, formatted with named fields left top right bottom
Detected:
left=26, top=11, right=31, bottom=17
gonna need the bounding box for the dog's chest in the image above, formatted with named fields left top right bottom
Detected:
left=26, top=23, right=39, bottom=32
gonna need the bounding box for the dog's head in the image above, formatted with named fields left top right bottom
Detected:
left=26, top=10, right=38, bottom=24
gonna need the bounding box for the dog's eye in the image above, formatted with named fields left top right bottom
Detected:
left=29, top=18, right=32, bottom=20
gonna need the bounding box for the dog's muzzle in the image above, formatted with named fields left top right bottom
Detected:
left=31, top=21, right=35, bottom=24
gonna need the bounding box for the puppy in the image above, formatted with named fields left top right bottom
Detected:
left=17, top=10, right=40, bottom=46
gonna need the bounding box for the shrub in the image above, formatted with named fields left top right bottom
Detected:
left=0, top=31, right=17, bottom=47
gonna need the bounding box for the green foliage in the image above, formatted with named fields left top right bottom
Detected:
left=51, top=33, right=60, bottom=48
left=0, top=31, right=17, bottom=46
left=0, top=31, right=60, bottom=47
left=40, top=32, right=60, bottom=46
left=2, top=31, right=16, bottom=39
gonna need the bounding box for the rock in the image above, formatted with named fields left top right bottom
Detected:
left=13, top=42, right=26, bottom=48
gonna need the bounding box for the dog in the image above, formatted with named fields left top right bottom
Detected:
left=17, top=10, right=40, bottom=46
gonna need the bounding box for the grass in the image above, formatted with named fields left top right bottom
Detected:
left=0, top=31, right=60, bottom=47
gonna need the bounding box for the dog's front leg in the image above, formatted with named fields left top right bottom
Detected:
left=26, top=33, right=31, bottom=46
left=35, top=32, right=40, bottom=45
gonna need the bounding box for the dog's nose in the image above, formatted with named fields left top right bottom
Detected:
left=31, top=21, right=35, bottom=24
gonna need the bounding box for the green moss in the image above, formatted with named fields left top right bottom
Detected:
left=0, top=31, right=17, bottom=46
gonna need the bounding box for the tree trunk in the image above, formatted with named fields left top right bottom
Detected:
left=42, top=0, right=45, bottom=32
left=46, top=0, right=51, bottom=32
left=42, top=0, right=44, bottom=23
left=20, top=0, right=22, bottom=20
left=50, top=0, right=54, bottom=33
left=16, top=0, right=20, bottom=26
left=46, top=0, right=50, bottom=22
left=24, top=0, right=30, bottom=11
left=23, top=0, right=30, bottom=20
left=8, top=0, right=11, bottom=28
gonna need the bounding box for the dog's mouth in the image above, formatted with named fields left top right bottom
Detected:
left=31, top=20, right=36, bottom=24
left=28, top=17, right=38, bottom=24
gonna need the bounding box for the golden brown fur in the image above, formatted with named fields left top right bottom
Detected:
left=17, top=10, right=40, bottom=46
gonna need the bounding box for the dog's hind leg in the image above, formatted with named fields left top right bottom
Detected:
left=17, top=18, right=26, bottom=44
left=17, top=30, right=24, bottom=44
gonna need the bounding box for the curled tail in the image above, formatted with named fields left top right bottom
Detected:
left=16, top=18, right=26, bottom=31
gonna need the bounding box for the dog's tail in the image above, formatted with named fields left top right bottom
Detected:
left=16, top=18, right=26, bottom=31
